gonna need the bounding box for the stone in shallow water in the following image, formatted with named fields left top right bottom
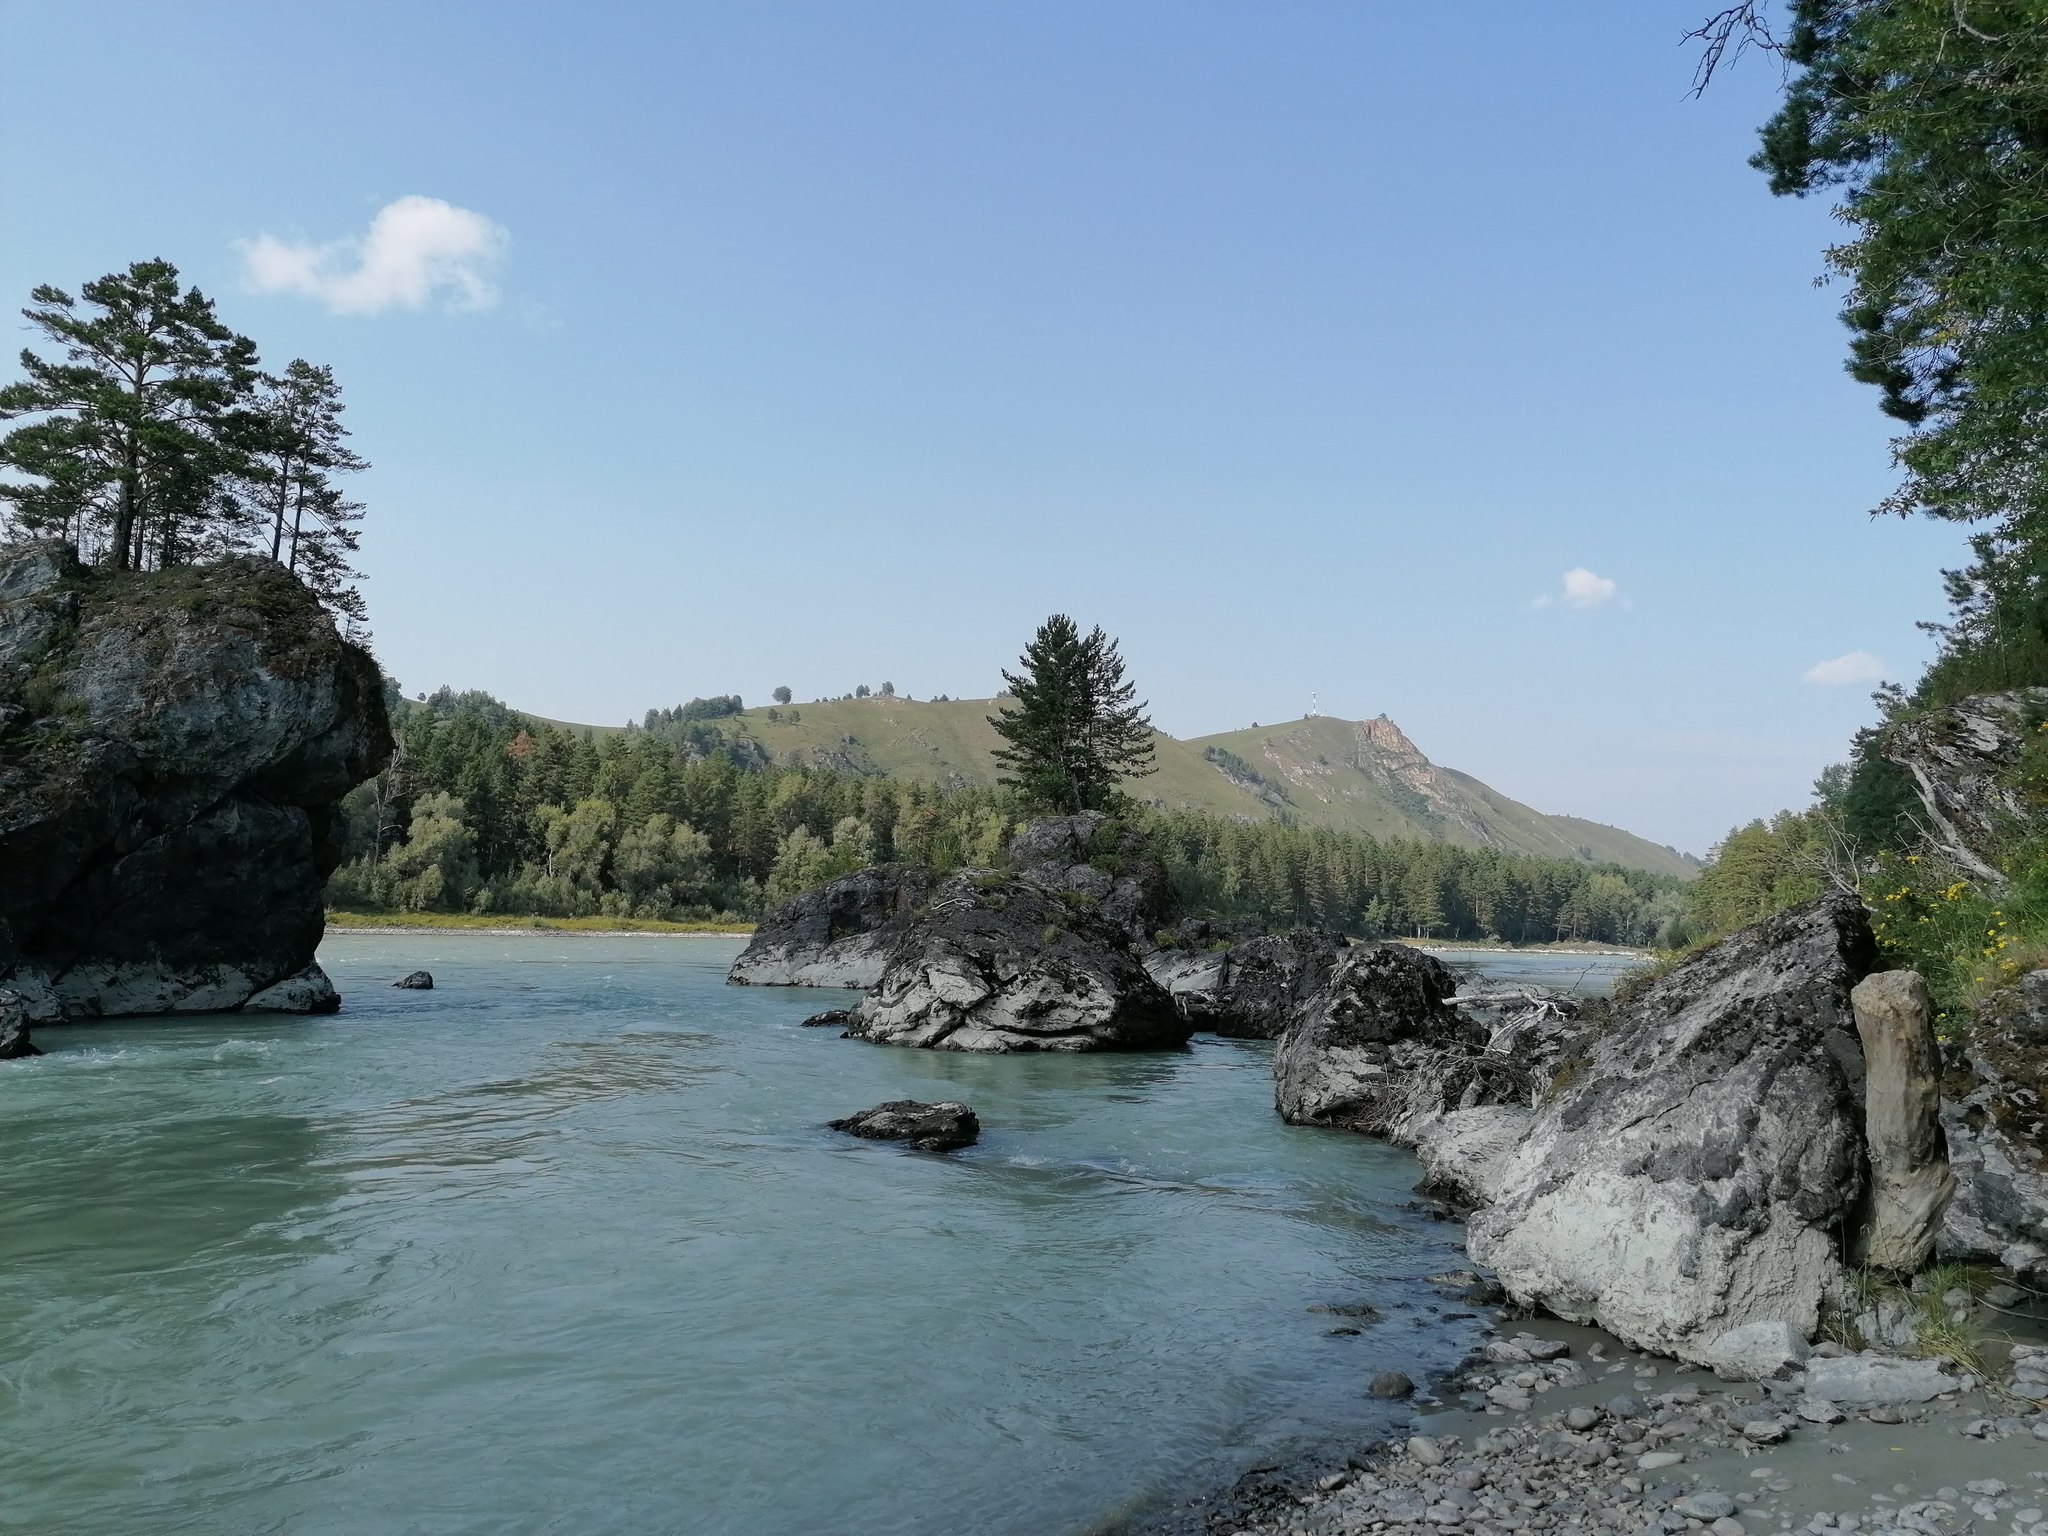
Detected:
left=245, top=964, right=341, bottom=1014
left=1674, top=1491, right=1737, bottom=1520
left=1369, top=1371, right=1415, bottom=1399
left=394, top=970, right=434, bottom=990
left=826, top=1100, right=979, bottom=1152
left=1802, top=1354, right=1959, bottom=1406
left=0, top=988, right=42, bottom=1059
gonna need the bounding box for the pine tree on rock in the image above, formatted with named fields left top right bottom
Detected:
left=0, top=260, right=260, bottom=569
left=989, top=614, right=1156, bottom=813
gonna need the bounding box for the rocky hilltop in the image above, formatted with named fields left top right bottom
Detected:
left=0, top=541, right=391, bottom=1021
left=551, top=695, right=1700, bottom=880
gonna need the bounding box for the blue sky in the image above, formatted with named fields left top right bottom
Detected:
left=0, top=1, right=1969, bottom=855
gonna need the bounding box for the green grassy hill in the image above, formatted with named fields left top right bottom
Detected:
left=588, top=695, right=1697, bottom=880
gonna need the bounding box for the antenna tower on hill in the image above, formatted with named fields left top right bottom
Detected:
left=1308, top=692, right=1321, bottom=719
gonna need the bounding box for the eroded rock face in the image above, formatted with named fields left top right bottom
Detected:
left=1467, top=895, right=1878, bottom=1370
left=1885, top=688, right=2048, bottom=888
left=827, top=1099, right=980, bottom=1152
left=1005, top=811, right=1178, bottom=944
left=845, top=871, right=1189, bottom=1053
left=1939, top=967, right=2048, bottom=1278
left=0, top=543, right=391, bottom=1020
left=1271, top=944, right=1486, bottom=1132
left=727, top=863, right=932, bottom=988
left=1180, top=929, right=1349, bottom=1040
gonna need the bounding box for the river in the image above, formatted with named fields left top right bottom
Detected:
left=0, top=935, right=1635, bottom=1536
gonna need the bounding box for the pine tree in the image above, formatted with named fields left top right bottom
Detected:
left=989, top=615, right=1156, bottom=813
left=0, top=261, right=258, bottom=569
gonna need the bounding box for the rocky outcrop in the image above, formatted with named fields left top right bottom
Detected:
left=1411, top=1104, right=1531, bottom=1208
left=1850, top=970, right=1953, bottom=1271
left=1179, top=929, right=1349, bottom=1040
left=0, top=542, right=391, bottom=1020
left=845, top=871, right=1189, bottom=1053
left=394, top=970, right=434, bottom=990
left=727, top=863, right=932, bottom=988
left=1939, top=967, right=2048, bottom=1278
left=244, top=965, right=341, bottom=1014
left=1885, top=688, right=2048, bottom=888
left=1004, top=812, right=1177, bottom=944
left=828, top=1099, right=980, bottom=1151
left=1272, top=944, right=1499, bottom=1132
left=0, top=988, right=41, bottom=1059
left=1467, top=895, right=1878, bottom=1372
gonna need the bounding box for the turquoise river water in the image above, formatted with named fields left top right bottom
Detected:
left=0, top=936, right=1634, bottom=1536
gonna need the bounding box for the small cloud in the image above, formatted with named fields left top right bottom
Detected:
left=1802, top=650, right=1888, bottom=686
left=240, top=196, right=508, bottom=315
left=1535, top=567, right=1622, bottom=610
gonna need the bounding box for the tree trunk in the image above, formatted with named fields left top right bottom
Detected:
left=111, top=434, right=139, bottom=570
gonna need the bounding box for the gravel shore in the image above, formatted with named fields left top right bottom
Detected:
left=1139, top=1307, right=2048, bottom=1536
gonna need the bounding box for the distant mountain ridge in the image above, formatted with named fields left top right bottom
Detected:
left=554, top=695, right=1698, bottom=881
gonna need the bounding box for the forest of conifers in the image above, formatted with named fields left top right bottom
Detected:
left=327, top=687, right=1686, bottom=946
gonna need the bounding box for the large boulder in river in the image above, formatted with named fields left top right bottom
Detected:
left=845, top=870, right=1189, bottom=1052
left=728, top=863, right=932, bottom=988
left=1272, top=944, right=1502, bottom=1132
left=828, top=1099, right=980, bottom=1152
left=1467, top=895, right=1878, bottom=1371
left=1178, top=929, right=1349, bottom=1039
left=0, top=542, right=391, bottom=1020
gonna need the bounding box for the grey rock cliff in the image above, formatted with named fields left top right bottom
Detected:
left=728, top=863, right=932, bottom=988
left=0, top=542, right=391, bottom=1019
left=1939, top=966, right=2048, bottom=1278
left=1467, top=895, right=1878, bottom=1371
left=1885, top=688, right=2048, bottom=888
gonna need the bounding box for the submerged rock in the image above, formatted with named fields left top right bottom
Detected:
left=0, top=987, right=41, bottom=1059
left=244, top=965, right=341, bottom=1014
left=846, top=871, right=1188, bottom=1053
left=728, top=863, right=931, bottom=989
left=0, top=542, right=391, bottom=1020
left=393, top=970, right=434, bottom=990
left=827, top=1099, right=980, bottom=1151
left=1467, top=894, right=1878, bottom=1370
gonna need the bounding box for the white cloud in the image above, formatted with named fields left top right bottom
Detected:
left=1534, top=567, right=1622, bottom=610
left=1802, top=650, right=1888, bottom=686
left=240, top=196, right=508, bottom=315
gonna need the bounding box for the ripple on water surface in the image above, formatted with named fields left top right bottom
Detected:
left=0, top=935, right=1633, bottom=1536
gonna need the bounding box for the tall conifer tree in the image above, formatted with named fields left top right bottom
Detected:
left=989, top=615, right=1156, bottom=812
